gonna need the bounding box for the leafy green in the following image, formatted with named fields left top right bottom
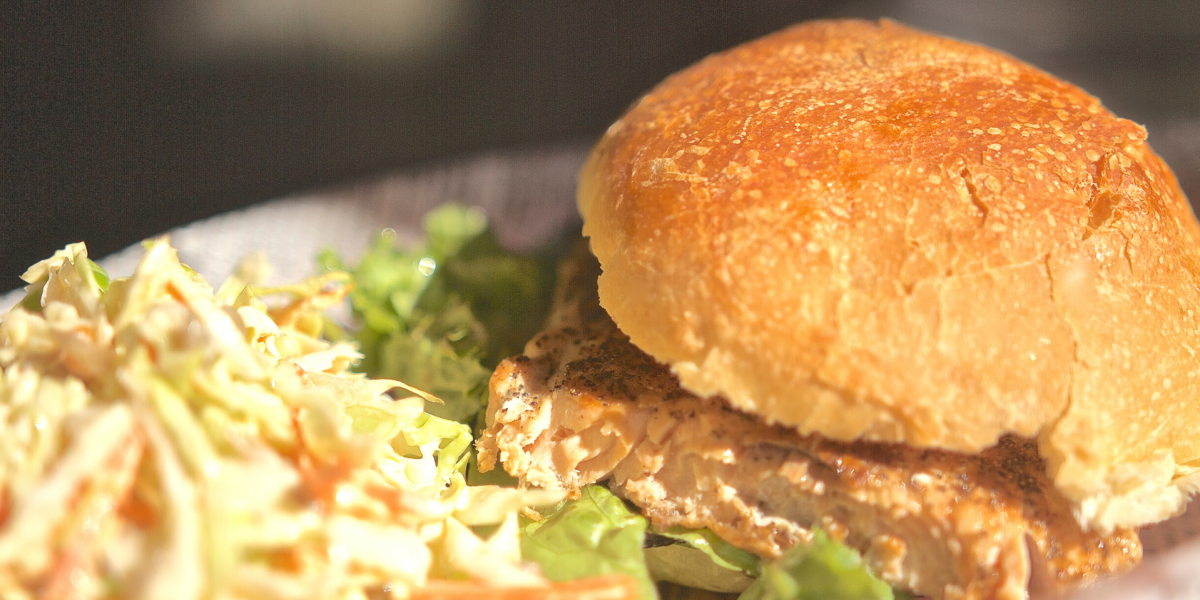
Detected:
left=88, top=258, right=110, bottom=292
left=18, top=281, right=43, bottom=313
left=320, top=204, right=555, bottom=423
left=520, top=485, right=658, bottom=600
left=646, top=544, right=755, bottom=594
left=737, top=529, right=895, bottom=600
left=653, top=526, right=760, bottom=576
left=645, top=526, right=760, bottom=593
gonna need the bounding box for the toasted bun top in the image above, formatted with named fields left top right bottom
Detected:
left=578, top=19, right=1200, bottom=529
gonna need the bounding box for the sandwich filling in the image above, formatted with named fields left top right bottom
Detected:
left=477, top=245, right=1141, bottom=600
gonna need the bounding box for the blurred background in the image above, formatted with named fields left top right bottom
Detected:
left=4, top=0, right=1200, bottom=286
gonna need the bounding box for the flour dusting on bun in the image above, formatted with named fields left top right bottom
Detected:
left=578, top=18, right=1200, bottom=533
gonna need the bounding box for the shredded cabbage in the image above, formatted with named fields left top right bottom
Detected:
left=0, top=239, right=564, bottom=599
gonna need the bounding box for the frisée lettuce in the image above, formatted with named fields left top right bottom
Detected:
left=318, top=204, right=554, bottom=424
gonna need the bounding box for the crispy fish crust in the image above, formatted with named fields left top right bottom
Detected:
left=477, top=245, right=1140, bottom=600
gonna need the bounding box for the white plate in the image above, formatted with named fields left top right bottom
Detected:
left=2, top=144, right=587, bottom=311
left=3, top=143, right=1199, bottom=599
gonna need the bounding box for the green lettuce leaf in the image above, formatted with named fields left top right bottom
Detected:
left=737, top=529, right=895, bottom=600
left=520, top=485, right=658, bottom=600
left=646, top=544, right=755, bottom=594
left=653, top=526, right=760, bottom=576
left=320, top=204, right=554, bottom=424
left=646, top=526, right=760, bottom=592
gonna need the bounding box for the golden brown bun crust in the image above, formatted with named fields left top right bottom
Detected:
left=579, top=19, right=1200, bottom=516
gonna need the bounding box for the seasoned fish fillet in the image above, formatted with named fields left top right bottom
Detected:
left=476, top=245, right=1140, bottom=600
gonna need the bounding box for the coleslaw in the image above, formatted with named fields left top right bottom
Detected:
left=0, top=239, right=580, bottom=599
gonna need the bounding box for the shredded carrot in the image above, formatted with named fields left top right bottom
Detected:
left=410, top=574, right=640, bottom=600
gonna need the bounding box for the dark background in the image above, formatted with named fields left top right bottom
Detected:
left=4, top=0, right=1200, bottom=287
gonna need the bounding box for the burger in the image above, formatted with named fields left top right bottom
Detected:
left=478, top=19, right=1200, bottom=598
